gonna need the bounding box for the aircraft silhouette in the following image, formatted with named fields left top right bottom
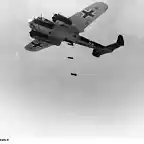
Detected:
left=25, top=2, right=124, bottom=58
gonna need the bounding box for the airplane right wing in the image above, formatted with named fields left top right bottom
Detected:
left=25, top=39, right=53, bottom=51
left=69, top=2, right=108, bottom=32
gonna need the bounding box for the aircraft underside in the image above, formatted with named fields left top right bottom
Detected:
left=29, top=28, right=124, bottom=57
left=29, top=30, right=62, bottom=46
left=25, top=1, right=124, bottom=57
left=24, top=2, right=125, bottom=76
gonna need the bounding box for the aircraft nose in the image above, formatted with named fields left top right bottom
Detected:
left=28, top=18, right=35, bottom=29
left=29, top=21, right=34, bottom=29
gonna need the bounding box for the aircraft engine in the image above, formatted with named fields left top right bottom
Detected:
left=92, top=49, right=101, bottom=58
left=29, top=30, right=48, bottom=39
left=52, top=14, right=72, bottom=25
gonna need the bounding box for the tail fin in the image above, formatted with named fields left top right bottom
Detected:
left=117, top=35, right=124, bottom=46
left=101, top=35, right=124, bottom=52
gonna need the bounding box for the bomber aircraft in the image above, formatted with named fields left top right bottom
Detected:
left=25, top=2, right=124, bottom=58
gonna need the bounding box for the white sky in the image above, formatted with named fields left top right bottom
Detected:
left=1, top=0, right=144, bottom=142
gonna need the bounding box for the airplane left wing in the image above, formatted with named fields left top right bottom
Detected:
left=69, top=2, right=108, bottom=32
left=25, top=39, right=53, bottom=51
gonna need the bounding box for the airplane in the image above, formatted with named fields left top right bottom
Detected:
left=25, top=2, right=124, bottom=58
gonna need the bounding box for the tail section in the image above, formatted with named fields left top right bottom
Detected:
left=117, top=35, right=124, bottom=46
left=96, top=34, right=124, bottom=53
left=92, top=34, right=124, bottom=57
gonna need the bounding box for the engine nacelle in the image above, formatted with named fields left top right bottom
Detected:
left=92, top=49, right=101, bottom=58
left=29, top=30, right=48, bottom=40
left=52, top=14, right=72, bottom=25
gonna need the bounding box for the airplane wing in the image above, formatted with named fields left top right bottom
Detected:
left=69, top=2, right=108, bottom=32
left=25, top=39, right=53, bottom=51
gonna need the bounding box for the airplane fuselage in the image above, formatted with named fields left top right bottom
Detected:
left=25, top=2, right=124, bottom=58
left=29, top=17, right=78, bottom=45
left=28, top=17, right=96, bottom=49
